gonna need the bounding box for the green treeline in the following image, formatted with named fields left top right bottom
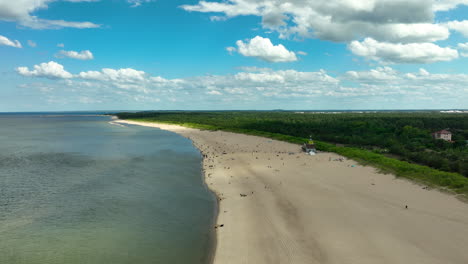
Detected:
left=116, top=111, right=468, bottom=196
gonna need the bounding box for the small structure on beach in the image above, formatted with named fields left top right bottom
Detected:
left=302, top=136, right=316, bottom=154
left=432, top=129, right=452, bottom=141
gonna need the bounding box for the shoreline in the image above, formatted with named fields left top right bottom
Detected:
left=115, top=119, right=468, bottom=264
left=112, top=119, right=220, bottom=264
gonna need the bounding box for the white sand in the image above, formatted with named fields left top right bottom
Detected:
left=117, top=120, right=468, bottom=264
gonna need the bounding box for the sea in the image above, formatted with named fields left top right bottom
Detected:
left=0, top=113, right=216, bottom=264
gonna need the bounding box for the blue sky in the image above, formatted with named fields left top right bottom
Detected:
left=1, top=0, right=468, bottom=111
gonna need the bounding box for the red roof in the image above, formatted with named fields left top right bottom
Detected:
left=434, top=130, right=451, bottom=134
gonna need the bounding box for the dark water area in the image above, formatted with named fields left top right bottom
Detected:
left=0, top=114, right=216, bottom=264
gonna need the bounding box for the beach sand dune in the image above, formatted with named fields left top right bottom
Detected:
left=117, top=120, right=468, bottom=264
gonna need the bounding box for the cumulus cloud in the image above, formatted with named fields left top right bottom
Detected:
left=0, top=35, right=22, bottom=48
left=445, top=20, right=468, bottom=37
left=348, top=38, right=459, bottom=64
left=233, top=36, right=297, bottom=62
left=16, top=61, right=73, bottom=79
left=0, top=0, right=100, bottom=29
left=56, top=50, right=94, bottom=60
left=57, top=43, right=65, bottom=48
left=181, top=0, right=450, bottom=43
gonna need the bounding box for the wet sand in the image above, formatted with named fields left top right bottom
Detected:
left=116, top=119, right=468, bottom=264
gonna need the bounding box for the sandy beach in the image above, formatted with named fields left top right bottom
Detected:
left=116, top=120, right=468, bottom=264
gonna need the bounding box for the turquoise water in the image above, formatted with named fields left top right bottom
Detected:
left=0, top=114, right=216, bottom=264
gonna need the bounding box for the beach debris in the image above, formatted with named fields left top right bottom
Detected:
left=405, top=205, right=408, bottom=209
left=214, top=224, right=224, bottom=229
left=240, top=193, right=248, bottom=197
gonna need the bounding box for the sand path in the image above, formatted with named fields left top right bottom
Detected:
left=116, top=120, right=468, bottom=264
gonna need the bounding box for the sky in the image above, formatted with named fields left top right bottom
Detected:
left=1, top=0, right=468, bottom=111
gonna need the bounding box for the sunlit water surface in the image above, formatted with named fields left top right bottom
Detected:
left=0, top=114, right=215, bottom=264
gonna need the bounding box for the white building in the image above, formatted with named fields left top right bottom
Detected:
left=432, top=130, right=452, bottom=141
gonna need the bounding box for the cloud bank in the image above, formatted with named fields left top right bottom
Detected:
left=15, top=61, right=468, bottom=109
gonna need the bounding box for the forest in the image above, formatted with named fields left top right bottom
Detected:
left=116, top=111, right=468, bottom=194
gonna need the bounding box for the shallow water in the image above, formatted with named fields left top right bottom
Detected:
left=0, top=114, right=215, bottom=264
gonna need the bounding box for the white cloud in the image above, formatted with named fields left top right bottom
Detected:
left=16, top=61, right=73, bottom=79
left=27, top=40, right=36, bottom=47
left=226, top=46, right=236, bottom=55
left=445, top=20, right=468, bottom=37
left=433, top=0, right=468, bottom=11
left=210, top=16, right=228, bottom=22
left=181, top=0, right=449, bottom=43
left=346, top=66, right=398, bottom=81
left=15, top=63, right=468, bottom=109
left=127, top=0, right=155, bottom=7
left=419, top=68, right=430, bottom=76
left=0, top=35, right=22, bottom=48
left=237, top=66, right=273, bottom=72
left=458, top=43, right=468, bottom=50
left=342, top=67, right=468, bottom=99
left=458, top=42, right=468, bottom=57
left=348, top=38, right=459, bottom=64
left=57, top=43, right=64, bottom=48
left=234, top=36, right=297, bottom=62
left=0, top=0, right=100, bottom=29
left=56, top=50, right=94, bottom=60
left=207, top=90, right=222, bottom=95
left=78, top=68, right=147, bottom=83
left=370, top=23, right=449, bottom=43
